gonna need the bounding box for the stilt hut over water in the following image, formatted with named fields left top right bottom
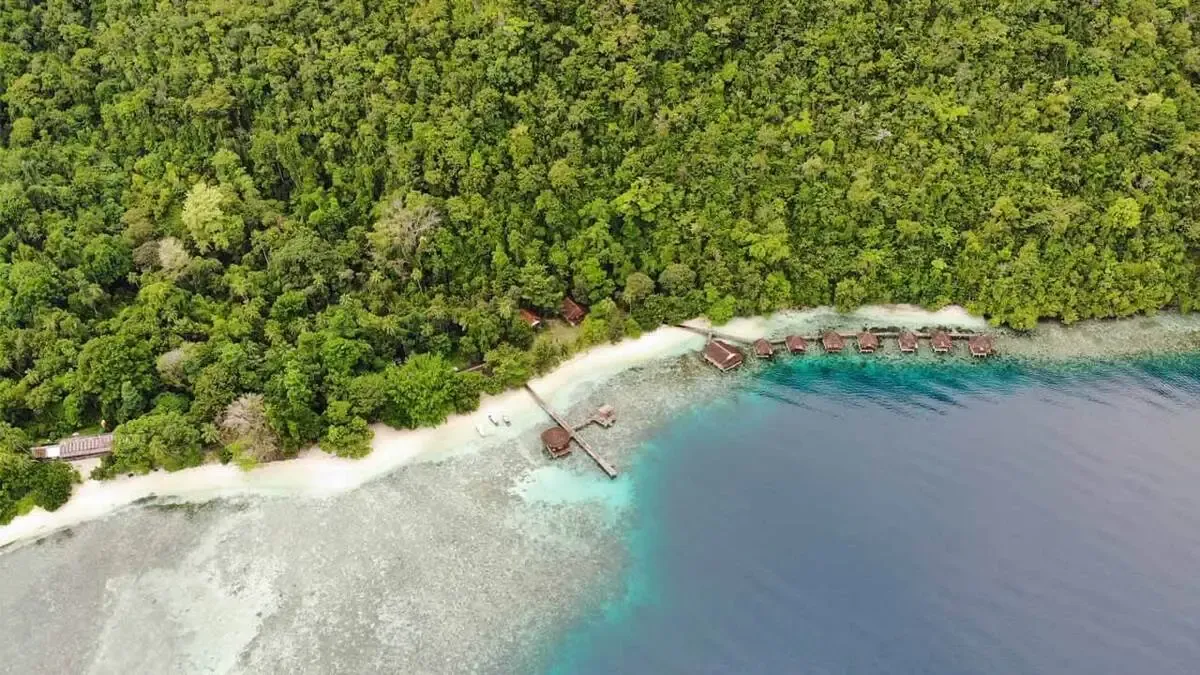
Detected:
left=541, top=427, right=572, bottom=458
left=968, top=335, right=994, bottom=358
left=822, top=331, right=845, bottom=353
left=898, top=331, right=919, bottom=353
left=786, top=335, right=808, bottom=354
left=703, top=339, right=744, bottom=371
left=519, top=309, right=542, bottom=329
left=857, top=331, right=880, bottom=353
left=754, top=338, right=774, bottom=359
left=561, top=297, right=587, bottom=326
left=931, top=330, right=953, bottom=353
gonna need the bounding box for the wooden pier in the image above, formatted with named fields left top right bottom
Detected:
left=677, top=324, right=985, bottom=348
left=524, top=384, right=619, bottom=479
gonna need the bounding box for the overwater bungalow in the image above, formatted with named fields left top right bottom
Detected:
left=32, top=433, right=114, bottom=461
left=857, top=331, right=880, bottom=354
left=785, top=335, right=808, bottom=354
left=969, top=335, right=994, bottom=358
left=561, top=297, right=587, bottom=326
left=931, top=330, right=953, bottom=353
left=897, top=331, right=919, bottom=353
left=822, top=331, right=845, bottom=353
left=753, top=338, right=774, bottom=359
left=703, top=339, right=744, bottom=371
left=519, top=309, right=542, bottom=329
left=541, top=427, right=572, bottom=458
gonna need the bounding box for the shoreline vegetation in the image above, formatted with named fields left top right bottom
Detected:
left=5, top=304, right=1200, bottom=549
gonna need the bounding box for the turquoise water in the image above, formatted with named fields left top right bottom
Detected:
left=543, top=355, right=1200, bottom=674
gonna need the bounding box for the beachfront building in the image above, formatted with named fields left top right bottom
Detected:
left=541, top=427, right=572, bottom=458
left=822, top=331, right=844, bottom=353
left=32, top=433, right=114, bottom=461
left=753, top=338, right=773, bottom=359
left=519, top=309, right=542, bottom=329
left=969, top=335, right=994, bottom=357
left=786, top=335, right=808, bottom=354
left=931, top=330, right=953, bottom=353
left=857, top=331, right=880, bottom=354
left=703, top=340, right=743, bottom=371
left=561, top=297, right=587, bottom=326
left=898, top=331, right=919, bottom=353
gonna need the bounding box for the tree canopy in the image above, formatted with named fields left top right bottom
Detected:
left=0, top=0, right=1197, bottom=492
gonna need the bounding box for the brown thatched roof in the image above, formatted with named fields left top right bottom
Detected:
left=931, top=330, right=953, bottom=352
left=785, top=335, right=808, bottom=353
left=898, top=331, right=919, bottom=352
left=822, top=331, right=845, bottom=351
left=703, top=340, right=744, bottom=371
left=561, top=297, right=586, bottom=325
left=857, top=331, right=880, bottom=352
left=754, top=338, right=773, bottom=357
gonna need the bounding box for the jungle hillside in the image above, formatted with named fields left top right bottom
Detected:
left=1, top=0, right=1199, bottom=514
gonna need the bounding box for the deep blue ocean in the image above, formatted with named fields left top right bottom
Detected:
left=544, top=355, right=1200, bottom=675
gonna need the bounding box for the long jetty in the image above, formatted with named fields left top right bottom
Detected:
left=676, top=324, right=977, bottom=345
left=524, top=384, right=619, bottom=479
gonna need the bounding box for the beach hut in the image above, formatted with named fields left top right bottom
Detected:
left=561, top=297, right=587, bottom=326
left=897, top=331, right=919, bottom=353
left=785, top=335, right=808, bottom=354
left=821, top=331, right=845, bottom=353
left=519, top=309, right=542, bottom=329
left=857, top=331, right=880, bottom=354
left=703, top=340, right=744, bottom=372
left=593, top=405, right=617, bottom=427
left=931, top=330, right=953, bottom=353
left=753, top=338, right=774, bottom=359
left=32, top=433, right=114, bottom=461
left=541, top=427, right=572, bottom=458
left=968, top=335, right=994, bottom=358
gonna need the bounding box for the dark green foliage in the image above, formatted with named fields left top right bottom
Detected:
left=0, top=423, right=79, bottom=524
left=96, top=412, right=204, bottom=478
left=0, top=0, right=1198, bottom=468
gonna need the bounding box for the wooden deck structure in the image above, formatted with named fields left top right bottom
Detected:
left=703, top=339, right=744, bottom=371
left=525, top=384, right=618, bottom=479
left=675, top=324, right=994, bottom=364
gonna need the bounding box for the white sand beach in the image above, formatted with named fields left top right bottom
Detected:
left=8, top=303, right=1196, bottom=550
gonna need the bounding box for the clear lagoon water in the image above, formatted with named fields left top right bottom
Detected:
left=544, top=356, right=1200, bottom=675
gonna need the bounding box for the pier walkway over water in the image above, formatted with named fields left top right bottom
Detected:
left=524, top=384, right=619, bottom=479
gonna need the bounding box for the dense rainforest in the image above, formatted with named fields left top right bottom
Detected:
left=1, top=0, right=1198, bottom=518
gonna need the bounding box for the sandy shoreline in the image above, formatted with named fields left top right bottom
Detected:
left=4, top=304, right=1200, bottom=549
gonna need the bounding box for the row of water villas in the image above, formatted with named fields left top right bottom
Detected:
left=699, top=329, right=995, bottom=372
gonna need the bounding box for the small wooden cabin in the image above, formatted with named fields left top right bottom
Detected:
left=541, top=427, right=572, bottom=458
left=561, top=297, right=587, bottom=326
left=519, top=309, right=542, bottom=329
left=822, top=331, right=845, bottom=353
left=857, top=331, right=880, bottom=354
left=931, top=330, right=953, bottom=353
left=897, top=331, right=919, bottom=353
left=785, top=335, right=808, bottom=354
left=753, top=338, right=774, bottom=359
left=703, top=340, right=744, bottom=371
left=32, top=433, right=114, bottom=461
left=968, top=335, right=994, bottom=358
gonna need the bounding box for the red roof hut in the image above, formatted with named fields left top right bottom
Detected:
left=857, top=331, right=880, bottom=354
left=968, top=335, right=994, bottom=358
left=519, top=309, right=542, bottom=329
left=703, top=340, right=744, bottom=372
left=753, top=338, right=774, bottom=359
left=822, top=331, right=845, bottom=353
left=931, top=330, right=953, bottom=353
left=785, top=335, right=808, bottom=354
left=541, top=427, right=572, bottom=459
left=561, top=297, right=587, bottom=326
left=32, top=433, right=114, bottom=461
left=897, top=331, right=919, bottom=354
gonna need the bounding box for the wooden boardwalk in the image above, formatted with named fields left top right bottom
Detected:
left=524, top=384, right=619, bottom=479
left=677, top=324, right=980, bottom=346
